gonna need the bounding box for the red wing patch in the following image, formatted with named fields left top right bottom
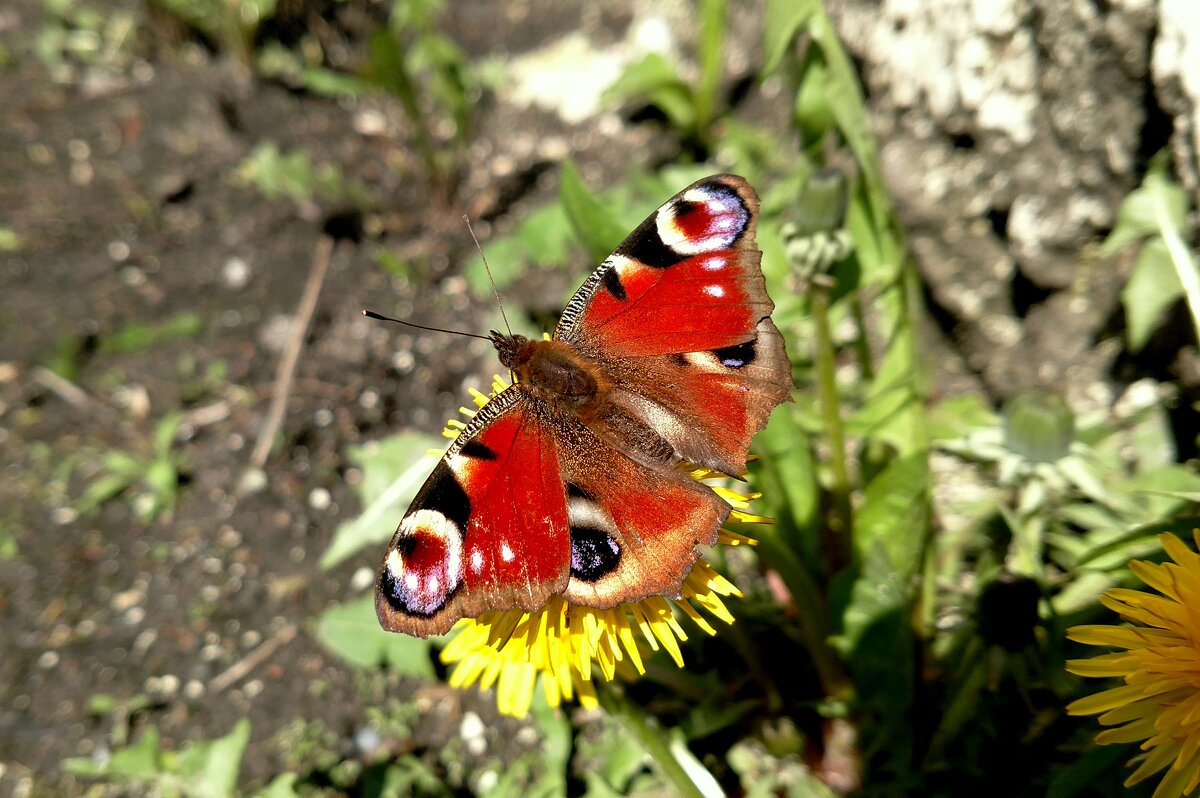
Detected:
left=375, top=390, right=570, bottom=638
left=552, top=417, right=731, bottom=608
left=555, top=175, right=764, bottom=353
left=572, top=250, right=766, bottom=357
left=616, top=317, right=792, bottom=475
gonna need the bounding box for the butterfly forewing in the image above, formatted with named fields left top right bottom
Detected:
left=375, top=390, right=571, bottom=637
left=557, top=175, right=792, bottom=474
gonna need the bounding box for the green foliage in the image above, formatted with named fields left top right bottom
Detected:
left=55, top=3, right=1200, bottom=797
left=150, top=0, right=276, bottom=66
left=76, top=413, right=187, bottom=523
left=603, top=0, right=729, bottom=153
left=464, top=163, right=715, bottom=296
left=319, top=432, right=443, bottom=570
left=315, top=594, right=436, bottom=675
left=99, top=313, right=204, bottom=355
left=1102, top=152, right=1200, bottom=352
left=33, top=0, right=141, bottom=83
left=64, top=719, right=252, bottom=798
left=361, top=0, right=477, bottom=189
left=234, top=143, right=369, bottom=208
left=0, top=225, right=22, bottom=251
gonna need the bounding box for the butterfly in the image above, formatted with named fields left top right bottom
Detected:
left=376, top=175, right=793, bottom=638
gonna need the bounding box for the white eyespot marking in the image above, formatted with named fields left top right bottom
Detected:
left=704, top=284, right=725, bottom=298
left=396, top=509, right=464, bottom=581
left=655, top=187, right=748, bottom=256
left=470, top=549, right=483, bottom=573
left=567, top=496, right=618, bottom=534
left=683, top=351, right=725, bottom=371
left=607, top=254, right=634, bottom=279
left=500, top=542, right=515, bottom=562
left=380, top=509, right=464, bottom=616
left=701, top=256, right=726, bottom=271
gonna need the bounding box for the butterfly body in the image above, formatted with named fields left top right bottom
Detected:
left=377, top=175, right=793, bottom=637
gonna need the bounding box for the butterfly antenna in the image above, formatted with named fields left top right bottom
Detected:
left=463, top=215, right=513, bottom=337
left=361, top=310, right=494, bottom=342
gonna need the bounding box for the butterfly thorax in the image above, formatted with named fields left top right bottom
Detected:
left=491, top=332, right=609, bottom=415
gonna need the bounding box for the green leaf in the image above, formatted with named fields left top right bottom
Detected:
left=1074, top=517, right=1200, bottom=569
left=319, top=432, right=442, bottom=570
left=1121, top=237, right=1184, bottom=352
left=853, top=452, right=930, bottom=579
left=762, top=0, right=819, bottom=75
left=63, top=727, right=162, bottom=779
left=1101, top=153, right=1188, bottom=255
left=560, top=161, right=629, bottom=264
left=465, top=202, right=576, bottom=295
left=602, top=52, right=687, bottom=108
left=77, top=472, right=134, bottom=513
left=315, top=594, right=436, bottom=676
left=99, top=314, right=203, bottom=355
left=1117, top=465, right=1200, bottom=519
left=253, top=773, right=300, bottom=798
left=176, top=718, right=251, bottom=798
left=926, top=394, right=998, bottom=441
left=0, top=225, right=23, bottom=252
left=1045, top=740, right=1136, bottom=798
left=694, top=0, right=727, bottom=133
left=301, top=66, right=376, bottom=98
left=753, top=406, right=819, bottom=562
left=602, top=55, right=700, bottom=130
left=153, top=413, right=183, bottom=458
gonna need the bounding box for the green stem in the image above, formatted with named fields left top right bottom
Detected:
left=849, top=293, right=875, bottom=381
left=597, top=686, right=709, bottom=798
left=810, top=281, right=854, bottom=569
left=695, top=0, right=727, bottom=142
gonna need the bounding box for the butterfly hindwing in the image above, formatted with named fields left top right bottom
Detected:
left=375, top=389, right=571, bottom=637
left=551, top=414, right=731, bottom=607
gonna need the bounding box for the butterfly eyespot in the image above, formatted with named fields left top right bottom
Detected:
left=569, top=527, right=621, bottom=582
left=703, top=284, right=726, bottom=298
left=381, top=509, right=464, bottom=617
left=712, top=339, right=757, bottom=369
left=657, top=182, right=750, bottom=256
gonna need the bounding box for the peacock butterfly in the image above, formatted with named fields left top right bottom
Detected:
left=376, top=175, right=793, bottom=638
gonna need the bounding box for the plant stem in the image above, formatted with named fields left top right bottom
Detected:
left=810, top=280, right=854, bottom=570
left=597, top=685, right=711, bottom=798
left=849, top=294, right=875, bottom=381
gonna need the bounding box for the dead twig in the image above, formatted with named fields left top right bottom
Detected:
left=209, top=622, right=298, bottom=693
left=33, top=366, right=97, bottom=410
left=250, top=236, right=335, bottom=468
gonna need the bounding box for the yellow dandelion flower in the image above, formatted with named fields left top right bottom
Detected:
left=1067, top=530, right=1200, bottom=798
left=435, top=376, right=767, bottom=718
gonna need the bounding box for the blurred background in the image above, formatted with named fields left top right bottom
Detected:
left=2, top=0, right=1199, bottom=796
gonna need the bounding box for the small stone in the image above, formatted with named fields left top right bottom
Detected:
left=220, top=257, right=250, bottom=290
left=238, top=468, right=267, bottom=496
left=460, top=711, right=487, bottom=756
left=308, top=488, right=331, bottom=511
left=350, top=567, right=374, bottom=593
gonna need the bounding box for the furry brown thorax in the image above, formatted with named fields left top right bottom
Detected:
left=490, top=333, right=609, bottom=417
